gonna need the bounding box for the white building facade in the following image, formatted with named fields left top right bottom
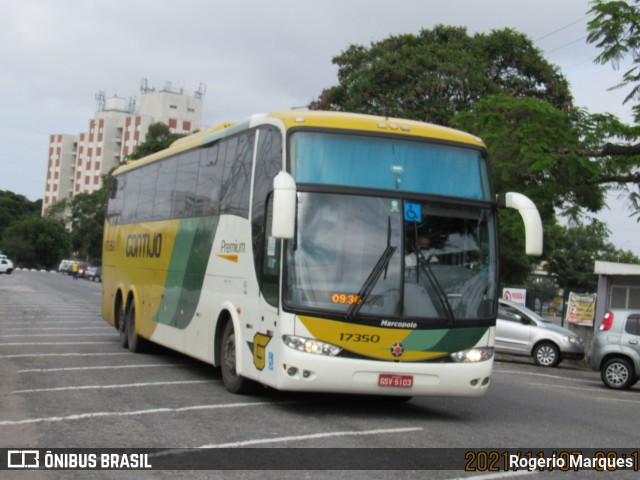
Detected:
left=42, top=81, right=204, bottom=215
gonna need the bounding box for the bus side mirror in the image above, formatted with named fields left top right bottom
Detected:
left=497, top=192, right=543, bottom=256
left=272, top=171, right=297, bottom=239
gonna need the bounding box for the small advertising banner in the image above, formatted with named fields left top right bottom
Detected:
left=502, top=288, right=526, bottom=306
left=565, top=292, right=596, bottom=326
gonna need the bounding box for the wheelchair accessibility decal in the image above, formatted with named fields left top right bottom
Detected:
left=404, top=202, right=421, bottom=222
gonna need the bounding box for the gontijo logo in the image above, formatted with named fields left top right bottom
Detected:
left=125, top=233, right=162, bottom=258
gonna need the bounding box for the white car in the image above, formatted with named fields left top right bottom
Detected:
left=0, top=256, right=14, bottom=274
left=495, top=299, right=584, bottom=367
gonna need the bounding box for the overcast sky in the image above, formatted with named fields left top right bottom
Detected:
left=1, top=0, right=639, bottom=255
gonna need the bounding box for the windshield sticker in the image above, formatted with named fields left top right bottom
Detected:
left=404, top=202, right=421, bottom=222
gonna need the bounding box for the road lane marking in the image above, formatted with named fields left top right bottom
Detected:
left=493, top=368, right=575, bottom=381
left=0, top=352, right=130, bottom=358
left=0, top=341, right=115, bottom=345
left=198, top=427, right=424, bottom=448
left=0, top=402, right=274, bottom=426
left=593, top=396, right=640, bottom=404
left=12, top=380, right=216, bottom=394
left=3, top=327, right=113, bottom=331
left=19, top=364, right=189, bottom=373
left=0, top=321, right=101, bottom=325
left=0, top=333, right=115, bottom=337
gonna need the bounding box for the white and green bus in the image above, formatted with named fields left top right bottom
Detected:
left=102, top=111, right=542, bottom=397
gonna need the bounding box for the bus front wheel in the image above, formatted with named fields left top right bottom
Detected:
left=220, top=320, right=257, bottom=394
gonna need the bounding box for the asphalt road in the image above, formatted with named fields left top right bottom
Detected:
left=0, top=270, right=638, bottom=480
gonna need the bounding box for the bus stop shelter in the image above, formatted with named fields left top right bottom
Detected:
left=594, top=260, right=640, bottom=326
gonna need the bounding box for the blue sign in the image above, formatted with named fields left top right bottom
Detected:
left=404, top=202, right=421, bottom=222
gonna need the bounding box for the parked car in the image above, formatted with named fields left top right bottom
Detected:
left=58, top=259, right=76, bottom=275
left=77, top=262, right=90, bottom=278
left=86, top=266, right=102, bottom=282
left=0, top=256, right=14, bottom=274
left=588, top=310, right=640, bottom=389
left=495, top=299, right=584, bottom=367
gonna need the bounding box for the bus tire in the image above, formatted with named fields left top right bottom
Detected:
left=220, top=320, right=257, bottom=394
left=117, top=300, right=128, bottom=349
left=126, top=301, right=148, bottom=353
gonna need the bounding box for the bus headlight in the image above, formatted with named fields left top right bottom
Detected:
left=282, top=335, right=342, bottom=356
left=450, top=347, right=493, bottom=363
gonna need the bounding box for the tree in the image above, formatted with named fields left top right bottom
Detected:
left=1, top=215, right=70, bottom=269
left=69, top=187, right=108, bottom=262
left=545, top=221, right=640, bottom=291
left=310, top=25, right=572, bottom=126
left=0, top=190, right=41, bottom=240
left=128, top=122, right=186, bottom=160
left=45, top=197, right=69, bottom=222
left=309, top=21, right=640, bottom=284
left=588, top=0, right=640, bottom=120
left=586, top=0, right=640, bottom=214
left=311, top=21, right=640, bottom=217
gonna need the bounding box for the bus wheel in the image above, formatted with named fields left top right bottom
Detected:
left=220, top=320, right=257, bottom=394
left=117, top=302, right=128, bottom=348
left=126, top=301, right=148, bottom=353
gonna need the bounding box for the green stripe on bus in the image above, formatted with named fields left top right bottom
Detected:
left=402, top=326, right=489, bottom=353
left=154, top=216, right=219, bottom=328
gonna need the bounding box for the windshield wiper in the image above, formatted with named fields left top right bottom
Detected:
left=347, top=244, right=397, bottom=321
left=418, top=252, right=455, bottom=327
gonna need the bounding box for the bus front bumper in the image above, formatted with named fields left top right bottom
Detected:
left=274, top=348, right=494, bottom=397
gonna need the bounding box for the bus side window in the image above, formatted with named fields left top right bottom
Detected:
left=261, top=195, right=280, bottom=307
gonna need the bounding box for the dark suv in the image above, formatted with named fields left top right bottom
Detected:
left=588, top=310, right=640, bottom=389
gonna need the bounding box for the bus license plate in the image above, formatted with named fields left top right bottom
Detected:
left=378, top=374, right=413, bottom=388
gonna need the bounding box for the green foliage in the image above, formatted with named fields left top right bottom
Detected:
left=453, top=94, right=605, bottom=220
left=311, top=20, right=640, bottom=287
left=310, top=25, right=572, bottom=126
left=497, top=210, right=534, bottom=285
left=1, top=215, right=70, bottom=269
left=128, top=122, right=186, bottom=160
left=0, top=190, right=41, bottom=240
left=45, top=197, right=69, bottom=222
left=588, top=0, right=640, bottom=119
left=545, top=221, right=640, bottom=291
left=69, top=184, right=108, bottom=262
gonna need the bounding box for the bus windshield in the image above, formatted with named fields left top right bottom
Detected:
left=284, top=192, right=497, bottom=323
left=290, top=131, right=491, bottom=201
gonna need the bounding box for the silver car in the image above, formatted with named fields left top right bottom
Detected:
left=588, top=310, right=640, bottom=389
left=496, top=299, right=584, bottom=367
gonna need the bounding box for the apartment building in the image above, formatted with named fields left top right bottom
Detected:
left=42, top=81, right=204, bottom=215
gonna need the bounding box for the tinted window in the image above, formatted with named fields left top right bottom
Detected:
left=499, top=305, right=524, bottom=323
left=625, top=315, right=640, bottom=336
left=120, top=168, right=142, bottom=224
left=290, top=131, right=490, bottom=200
left=108, top=130, right=258, bottom=224
left=153, top=158, right=176, bottom=220
left=221, top=132, right=254, bottom=218
left=172, top=150, right=200, bottom=218
left=137, top=162, right=158, bottom=221
left=107, top=176, right=125, bottom=224
left=195, top=144, right=222, bottom=216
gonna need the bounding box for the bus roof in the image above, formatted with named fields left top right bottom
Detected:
left=266, top=111, right=485, bottom=148
left=114, top=111, right=486, bottom=175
